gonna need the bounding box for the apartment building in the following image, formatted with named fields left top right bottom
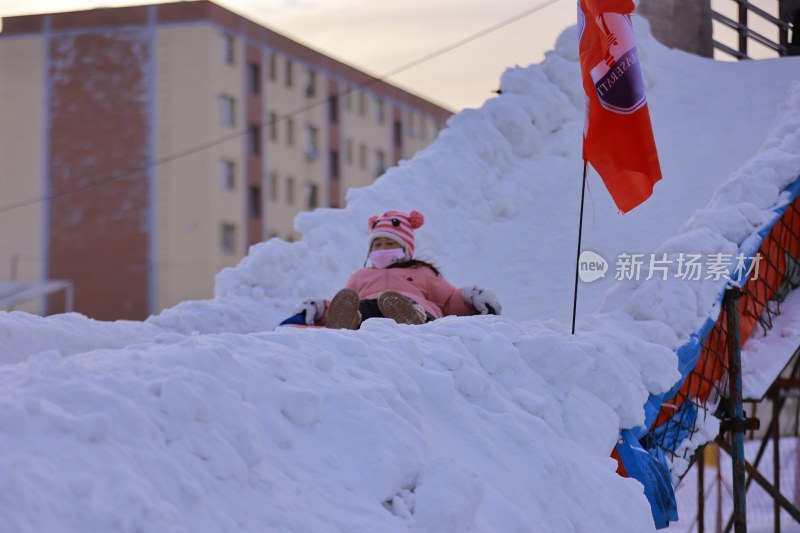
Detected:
left=0, top=0, right=452, bottom=320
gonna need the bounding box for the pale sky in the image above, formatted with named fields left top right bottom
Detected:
left=0, top=0, right=576, bottom=111
left=0, top=1, right=780, bottom=111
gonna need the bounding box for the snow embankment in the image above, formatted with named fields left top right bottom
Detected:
left=0, top=316, right=675, bottom=532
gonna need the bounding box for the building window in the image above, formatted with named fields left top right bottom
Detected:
left=375, top=97, right=385, bottom=124
left=305, top=68, right=317, bottom=98
left=219, top=95, right=235, bottom=127
left=248, top=124, right=261, bottom=155
left=305, top=182, right=319, bottom=209
left=221, top=223, right=236, bottom=254
left=248, top=185, right=262, bottom=218
left=286, top=176, right=295, bottom=205
left=269, top=53, right=278, bottom=82
left=407, top=110, right=418, bottom=138
left=285, top=58, right=293, bottom=88
left=344, top=85, right=353, bottom=112
left=270, top=171, right=279, bottom=201
left=328, top=94, right=339, bottom=124
left=221, top=33, right=235, bottom=65
left=220, top=160, right=235, bottom=190
left=375, top=149, right=386, bottom=178
left=269, top=112, right=278, bottom=142
left=358, top=91, right=366, bottom=117
left=329, top=150, right=340, bottom=180
left=286, top=119, right=295, bottom=147
left=248, top=62, right=261, bottom=94
left=345, top=139, right=353, bottom=166
left=393, top=119, right=402, bottom=148
left=359, top=143, right=367, bottom=170
left=305, top=124, right=319, bottom=160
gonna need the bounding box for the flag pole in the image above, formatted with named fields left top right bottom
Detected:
left=571, top=161, right=588, bottom=334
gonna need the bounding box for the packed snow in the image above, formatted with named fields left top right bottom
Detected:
left=1, top=16, right=800, bottom=533
left=742, top=288, right=800, bottom=400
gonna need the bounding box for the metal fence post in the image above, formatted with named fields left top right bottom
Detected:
left=772, top=387, right=781, bottom=533
left=725, top=286, right=747, bottom=533
left=698, top=447, right=705, bottom=533
left=738, top=1, right=749, bottom=56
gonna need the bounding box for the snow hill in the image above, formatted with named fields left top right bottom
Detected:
left=1, top=18, right=800, bottom=533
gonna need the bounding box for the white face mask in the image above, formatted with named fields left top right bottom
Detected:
left=368, top=248, right=406, bottom=268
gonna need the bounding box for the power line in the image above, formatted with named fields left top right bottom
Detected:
left=378, top=0, right=560, bottom=80
left=0, top=0, right=562, bottom=215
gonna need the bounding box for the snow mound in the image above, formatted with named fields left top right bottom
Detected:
left=1, top=316, right=668, bottom=532
left=1, top=17, right=800, bottom=533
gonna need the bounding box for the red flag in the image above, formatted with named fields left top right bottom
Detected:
left=579, top=0, right=662, bottom=213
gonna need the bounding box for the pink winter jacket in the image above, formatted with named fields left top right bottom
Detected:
left=335, top=265, right=476, bottom=319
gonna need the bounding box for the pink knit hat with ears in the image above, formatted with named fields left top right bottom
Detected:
left=368, top=210, right=425, bottom=259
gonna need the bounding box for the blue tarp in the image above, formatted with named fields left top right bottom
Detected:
left=618, top=175, right=800, bottom=529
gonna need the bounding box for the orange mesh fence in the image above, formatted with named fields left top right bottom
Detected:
left=643, top=188, right=800, bottom=469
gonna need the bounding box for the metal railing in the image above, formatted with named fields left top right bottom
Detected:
left=712, top=0, right=797, bottom=59
left=638, top=177, right=800, bottom=531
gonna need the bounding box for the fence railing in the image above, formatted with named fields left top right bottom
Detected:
left=642, top=177, right=800, bottom=476
left=629, top=177, right=800, bottom=530
left=712, top=0, right=797, bottom=59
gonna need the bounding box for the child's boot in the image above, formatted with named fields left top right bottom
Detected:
left=326, top=288, right=361, bottom=329
left=378, top=291, right=426, bottom=325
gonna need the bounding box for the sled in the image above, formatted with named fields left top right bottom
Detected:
left=277, top=305, right=497, bottom=329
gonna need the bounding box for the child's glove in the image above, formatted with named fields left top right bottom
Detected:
left=461, top=286, right=501, bottom=315
left=296, top=299, right=325, bottom=325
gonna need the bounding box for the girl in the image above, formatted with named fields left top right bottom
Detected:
left=288, top=210, right=501, bottom=329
